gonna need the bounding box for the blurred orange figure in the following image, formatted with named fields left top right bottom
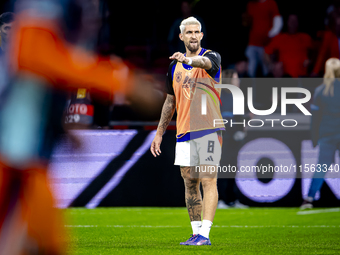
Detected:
left=0, top=0, right=134, bottom=254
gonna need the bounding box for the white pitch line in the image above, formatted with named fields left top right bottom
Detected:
left=64, top=225, right=340, bottom=228
left=297, top=208, right=340, bottom=215
left=64, top=225, right=182, bottom=228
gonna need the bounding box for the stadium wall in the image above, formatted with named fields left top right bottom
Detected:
left=49, top=129, right=340, bottom=208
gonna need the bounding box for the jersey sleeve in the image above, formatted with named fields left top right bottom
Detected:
left=270, top=0, right=280, bottom=17
left=165, top=60, right=176, bottom=95
left=204, top=51, right=221, bottom=78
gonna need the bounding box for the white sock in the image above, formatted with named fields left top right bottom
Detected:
left=199, top=220, right=213, bottom=239
left=191, top=221, right=202, bottom=235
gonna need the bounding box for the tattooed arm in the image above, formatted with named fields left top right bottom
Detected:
left=169, top=51, right=221, bottom=78
left=187, top=56, right=212, bottom=69
left=157, top=94, right=176, bottom=136
left=150, top=94, right=176, bottom=157
left=170, top=52, right=212, bottom=70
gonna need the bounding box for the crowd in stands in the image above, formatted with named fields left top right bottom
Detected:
left=3, top=0, right=333, bottom=127
left=242, top=0, right=340, bottom=79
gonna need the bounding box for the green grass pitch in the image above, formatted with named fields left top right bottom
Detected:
left=65, top=207, right=340, bottom=254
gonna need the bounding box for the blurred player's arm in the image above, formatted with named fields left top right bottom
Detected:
left=12, top=24, right=131, bottom=94
left=151, top=94, right=176, bottom=157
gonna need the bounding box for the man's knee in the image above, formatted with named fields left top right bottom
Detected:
left=180, top=167, right=200, bottom=189
left=180, top=166, right=198, bottom=180
left=201, top=177, right=217, bottom=190
left=180, top=166, right=190, bottom=179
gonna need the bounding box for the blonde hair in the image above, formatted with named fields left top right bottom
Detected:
left=323, top=58, right=340, bottom=96
left=179, top=16, right=201, bottom=34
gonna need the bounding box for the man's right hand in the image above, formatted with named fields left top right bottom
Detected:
left=150, top=134, right=163, bottom=157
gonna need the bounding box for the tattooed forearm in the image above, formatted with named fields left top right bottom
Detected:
left=156, top=94, right=176, bottom=136
left=189, top=56, right=212, bottom=70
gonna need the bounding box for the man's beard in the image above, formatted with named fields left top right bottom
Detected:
left=186, top=41, right=200, bottom=53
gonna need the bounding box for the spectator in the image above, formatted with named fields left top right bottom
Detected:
left=235, top=59, right=249, bottom=78
left=0, top=12, right=14, bottom=54
left=266, top=62, right=302, bottom=113
left=312, top=17, right=340, bottom=76
left=265, top=14, right=313, bottom=78
left=167, top=1, right=206, bottom=54
left=269, top=61, right=291, bottom=78
left=243, top=0, right=283, bottom=77
left=324, top=0, right=340, bottom=31
left=301, top=58, right=340, bottom=209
